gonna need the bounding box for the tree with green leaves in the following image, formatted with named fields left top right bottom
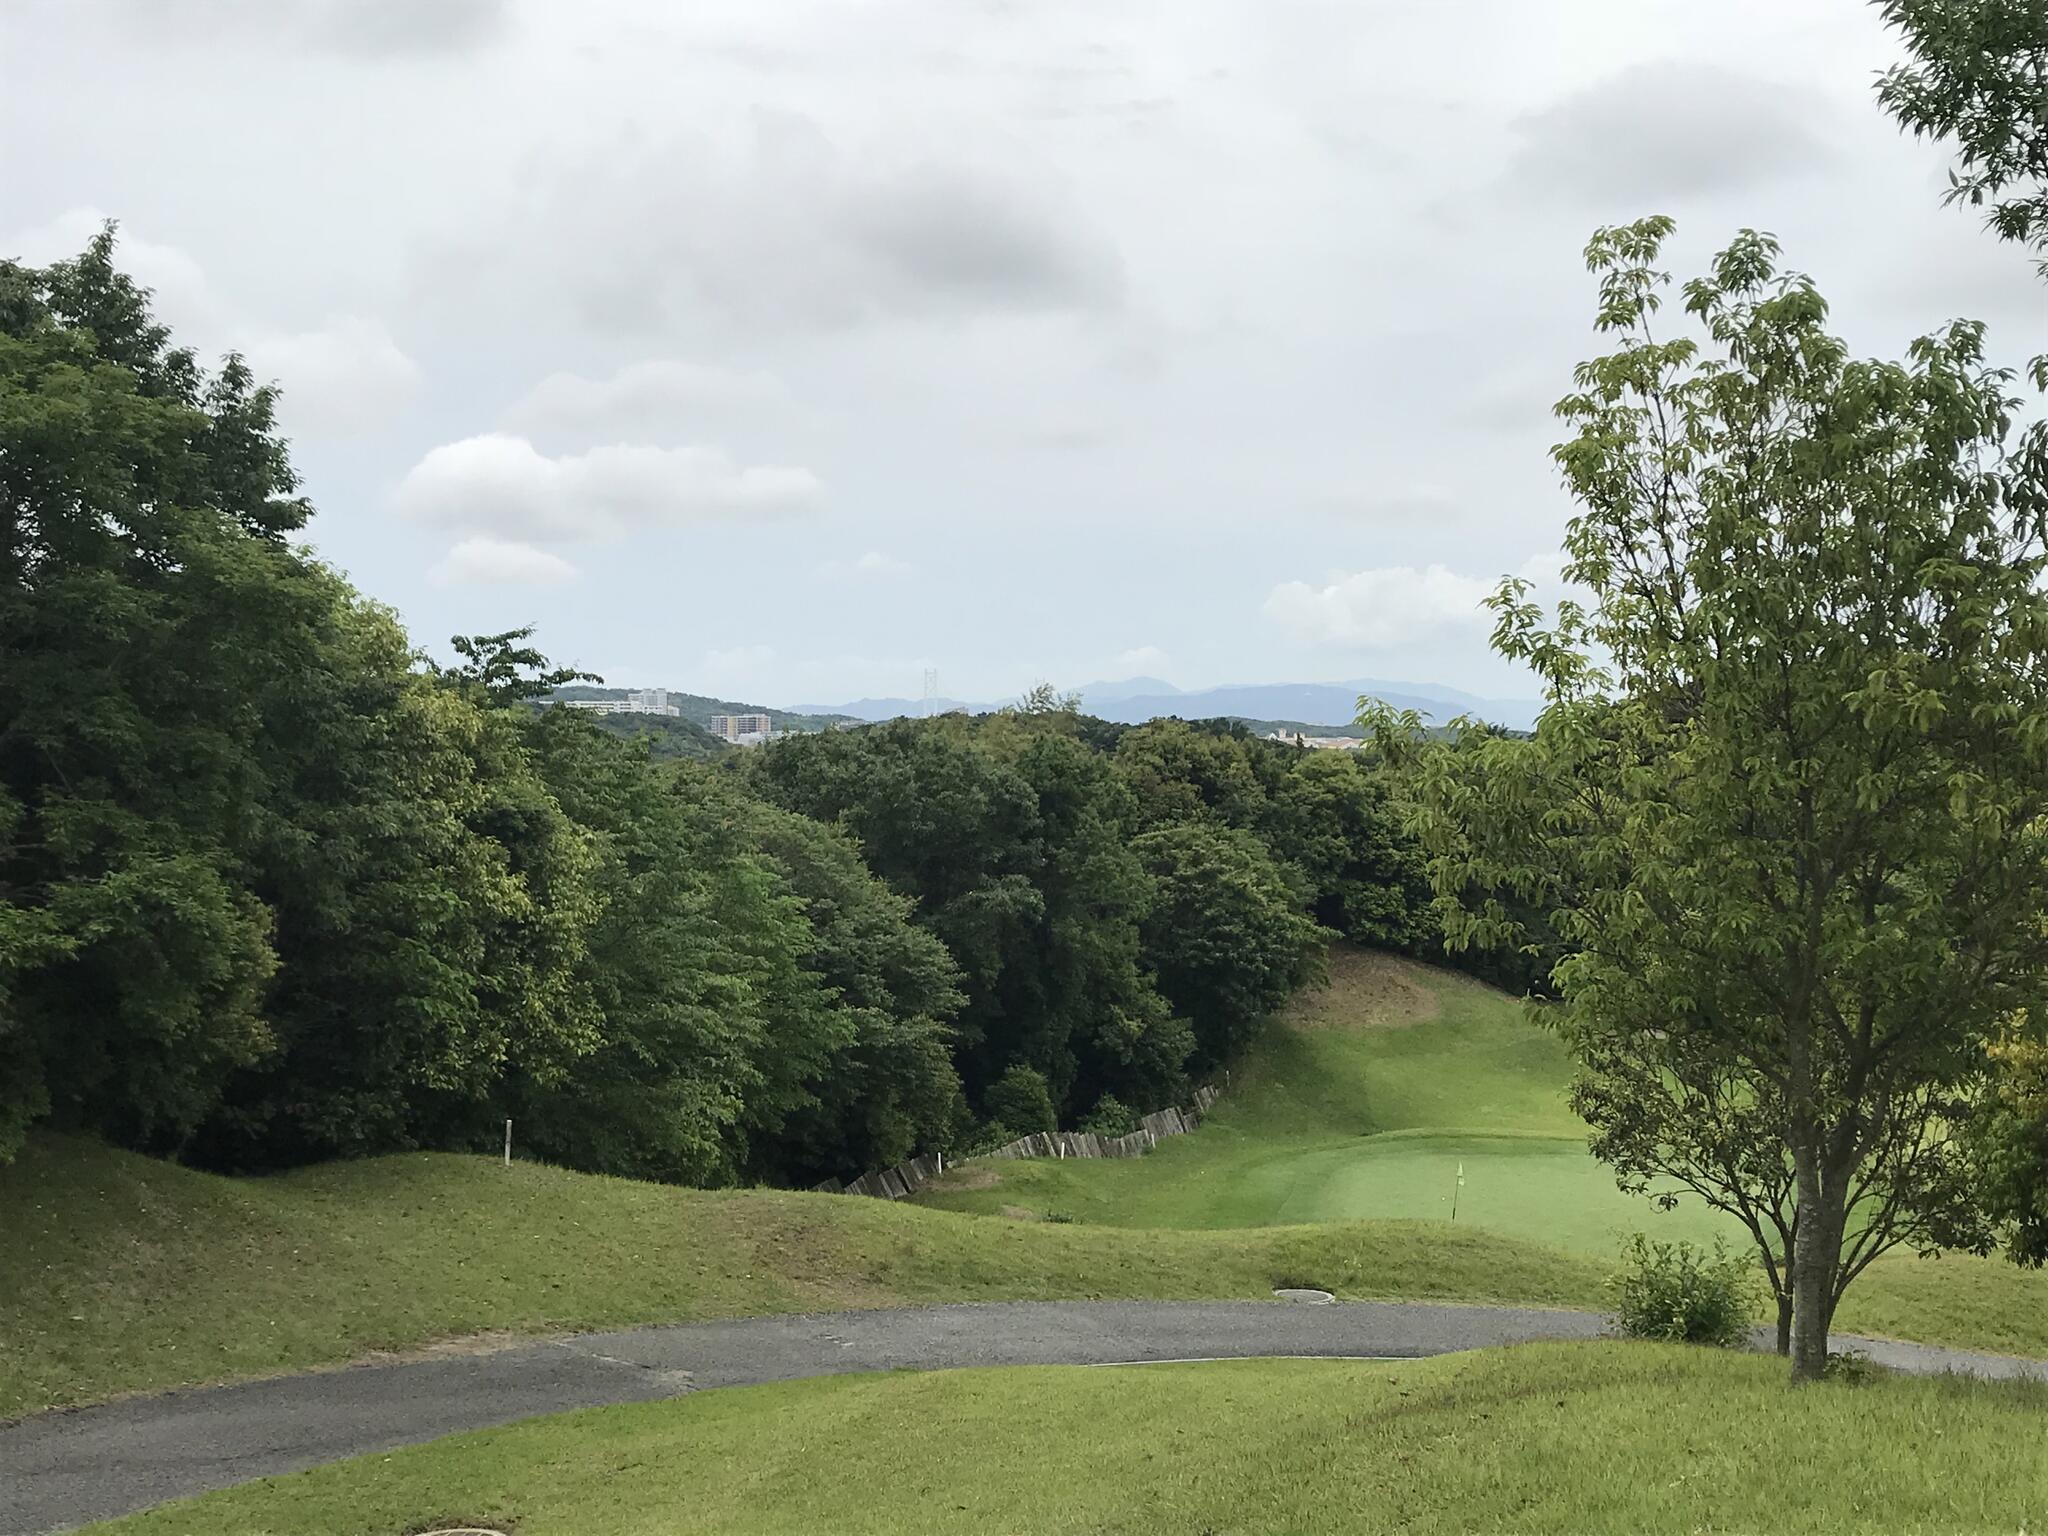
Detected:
left=1265, top=750, right=1435, bottom=951
left=983, top=1062, right=1058, bottom=1136
left=1007, top=681, right=1083, bottom=717
left=1972, top=1015, right=2048, bottom=1264
left=199, top=597, right=605, bottom=1166
left=1875, top=0, right=2048, bottom=272
left=738, top=791, right=966, bottom=1180
left=0, top=232, right=630, bottom=1171
left=1, top=230, right=308, bottom=1160
left=1113, top=718, right=1274, bottom=830
left=442, top=626, right=600, bottom=707
left=1132, top=822, right=1329, bottom=1069
left=494, top=714, right=772, bottom=1185
left=1373, top=218, right=2048, bottom=1381
left=748, top=718, right=1193, bottom=1120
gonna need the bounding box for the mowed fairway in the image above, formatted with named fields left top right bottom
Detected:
left=915, top=947, right=2048, bottom=1351
left=918, top=948, right=1731, bottom=1252
left=81, top=1344, right=2048, bottom=1536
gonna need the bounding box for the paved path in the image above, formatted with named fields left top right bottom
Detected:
left=4, top=1299, right=2043, bottom=1535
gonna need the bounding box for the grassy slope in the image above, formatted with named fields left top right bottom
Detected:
left=9, top=949, right=2047, bottom=1418
left=88, top=1343, right=2048, bottom=1536
left=915, top=947, right=2048, bottom=1357
left=917, top=950, right=1725, bottom=1245
left=0, top=1133, right=1601, bottom=1420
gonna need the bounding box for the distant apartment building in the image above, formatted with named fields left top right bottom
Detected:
left=708, top=712, right=775, bottom=740
left=1266, top=729, right=1363, bottom=751
left=563, top=688, right=679, bottom=718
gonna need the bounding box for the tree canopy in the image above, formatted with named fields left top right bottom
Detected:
left=1374, top=217, right=2048, bottom=1380
left=1875, top=0, right=2048, bottom=271
left=4, top=230, right=1432, bottom=1178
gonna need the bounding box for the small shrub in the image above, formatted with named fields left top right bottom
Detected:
left=1079, top=1094, right=1139, bottom=1137
left=956, top=1122, right=1018, bottom=1158
left=983, top=1066, right=1058, bottom=1136
left=1608, top=1234, right=1757, bottom=1348
left=1824, top=1348, right=1884, bottom=1384
left=1043, top=1210, right=1077, bottom=1224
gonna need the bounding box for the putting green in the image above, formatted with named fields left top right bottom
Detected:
left=916, top=948, right=1736, bottom=1253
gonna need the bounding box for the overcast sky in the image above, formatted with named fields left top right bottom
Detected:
left=5, top=0, right=2041, bottom=706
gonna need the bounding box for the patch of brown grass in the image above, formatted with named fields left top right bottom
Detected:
left=1287, top=948, right=1442, bottom=1031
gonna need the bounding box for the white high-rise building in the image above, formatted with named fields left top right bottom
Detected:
left=625, top=688, right=675, bottom=715
left=562, top=688, right=679, bottom=718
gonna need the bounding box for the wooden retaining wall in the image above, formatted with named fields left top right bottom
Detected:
left=816, top=1083, right=1221, bottom=1200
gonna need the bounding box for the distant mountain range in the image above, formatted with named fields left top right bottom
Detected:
left=787, top=677, right=1541, bottom=733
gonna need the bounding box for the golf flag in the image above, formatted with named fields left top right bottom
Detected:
left=1457, top=1161, right=1465, bottom=1186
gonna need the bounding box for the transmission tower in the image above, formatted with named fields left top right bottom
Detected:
left=921, top=668, right=939, bottom=717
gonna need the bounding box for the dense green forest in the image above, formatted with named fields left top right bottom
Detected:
left=0, top=233, right=1445, bottom=1185
left=574, top=709, right=733, bottom=763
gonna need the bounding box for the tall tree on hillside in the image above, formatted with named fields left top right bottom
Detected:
left=1373, top=218, right=2048, bottom=1381
left=749, top=719, right=1192, bottom=1118
left=489, top=713, right=775, bottom=1185
left=198, top=595, right=607, bottom=1166
left=730, top=786, right=967, bottom=1180
left=0, top=231, right=304, bottom=1160
left=1133, top=822, right=1328, bottom=1068
left=1875, top=0, right=2048, bottom=272
left=1266, top=751, right=1435, bottom=950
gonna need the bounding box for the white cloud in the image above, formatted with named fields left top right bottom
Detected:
left=394, top=432, right=822, bottom=541
left=820, top=550, right=913, bottom=582
left=502, top=359, right=789, bottom=444
left=112, top=0, right=510, bottom=57
left=243, top=315, right=422, bottom=435
left=1266, top=559, right=1547, bottom=649
left=1506, top=62, right=1838, bottom=206
left=16, top=0, right=2012, bottom=706
left=429, top=536, right=580, bottom=588
left=419, top=109, right=1125, bottom=336
left=7, top=209, right=421, bottom=437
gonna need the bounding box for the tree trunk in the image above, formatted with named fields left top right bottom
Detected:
left=1775, top=1293, right=1792, bottom=1357
left=1789, top=1146, right=1842, bottom=1383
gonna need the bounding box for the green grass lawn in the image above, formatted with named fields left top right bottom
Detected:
left=84, top=1343, right=2048, bottom=1536
left=8, top=947, right=2047, bottom=1421
left=916, top=949, right=1725, bottom=1247
left=913, top=946, right=2048, bottom=1361
left=0, top=1133, right=1604, bottom=1420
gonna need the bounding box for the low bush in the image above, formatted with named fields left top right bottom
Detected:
left=1608, top=1234, right=1756, bottom=1348
left=984, top=1066, right=1058, bottom=1136
left=1824, top=1348, right=1884, bottom=1385
left=955, top=1122, right=1019, bottom=1158
left=1080, top=1094, right=1140, bottom=1137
